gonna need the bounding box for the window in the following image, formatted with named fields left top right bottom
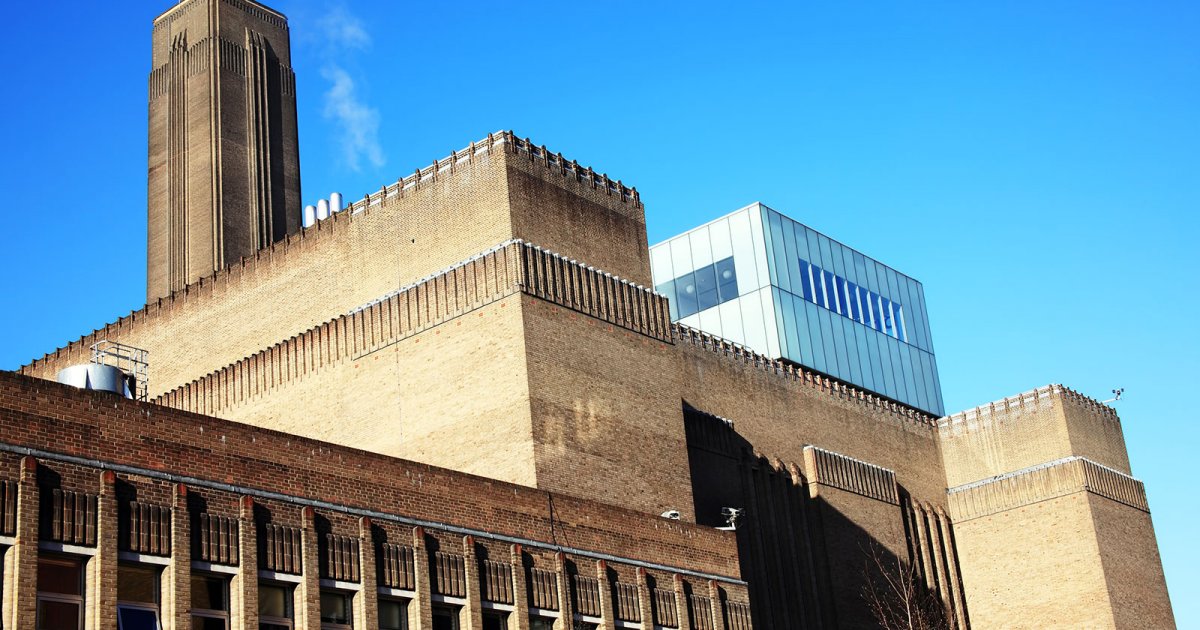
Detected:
left=796, top=258, right=908, bottom=342
left=319, top=590, right=353, bottom=629
left=117, top=563, right=161, bottom=630
left=657, top=257, right=739, bottom=320
left=37, top=554, right=84, bottom=630
left=379, top=599, right=408, bottom=630
left=482, top=610, right=508, bottom=630
left=191, top=574, right=230, bottom=630
left=431, top=605, right=459, bottom=630
left=260, top=583, right=294, bottom=630
left=529, top=617, right=554, bottom=630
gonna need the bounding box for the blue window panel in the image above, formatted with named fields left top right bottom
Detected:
left=835, top=278, right=849, bottom=317
left=853, top=324, right=875, bottom=393
left=793, top=223, right=813, bottom=277
left=780, top=291, right=802, bottom=361
left=715, top=257, right=738, bottom=301
left=890, top=337, right=914, bottom=407
left=818, top=236, right=836, bottom=278
left=864, top=329, right=885, bottom=396
left=929, top=353, right=945, bottom=415
left=822, top=270, right=838, bottom=313
left=795, top=295, right=816, bottom=367
left=781, top=218, right=801, bottom=297
left=845, top=281, right=860, bottom=322
left=819, top=309, right=841, bottom=378
left=895, top=304, right=908, bottom=343
left=909, top=345, right=929, bottom=412
left=866, top=291, right=881, bottom=331
left=829, top=312, right=852, bottom=382
left=876, top=334, right=897, bottom=401
left=840, top=318, right=862, bottom=384
left=881, top=297, right=896, bottom=337
left=806, top=301, right=828, bottom=374
left=767, top=211, right=789, bottom=291
left=695, top=264, right=719, bottom=312
left=798, top=260, right=815, bottom=302
left=657, top=280, right=678, bottom=321
left=676, top=272, right=699, bottom=318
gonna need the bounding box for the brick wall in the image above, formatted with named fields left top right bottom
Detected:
left=0, top=371, right=741, bottom=585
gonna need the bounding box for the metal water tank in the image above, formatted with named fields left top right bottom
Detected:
left=56, top=364, right=133, bottom=398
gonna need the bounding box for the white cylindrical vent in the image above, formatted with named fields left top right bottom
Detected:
left=303, top=205, right=316, bottom=228
left=330, top=192, right=343, bottom=214
left=316, top=199, right=330, bottom=220
left=57, top=364, right=133, bottom=398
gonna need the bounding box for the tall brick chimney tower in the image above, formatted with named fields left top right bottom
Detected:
left=147, top=0, right=302, bottom=301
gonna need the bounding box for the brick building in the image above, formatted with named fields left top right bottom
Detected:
left=0, top=0, right=1175, bottom=628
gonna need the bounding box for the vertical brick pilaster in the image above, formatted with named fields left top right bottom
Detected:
left=553, top=552, right=574, bottom=630
left=168, top=484, right=192, bottom=630
left=595, top=560, right=614, bottom=630
left=707, top=580, right=726, bottom=630
left=673, top=574, right=691, bottom=630
left=237, top=496, right=259, bottom=630
left=411, top=527, right=432, bottom=630
left=935, top=508, right=968, bottom=630
left=635, top=568, right=653, bottom=628
left=11, top=457, right=39, bottom=630
left=91, top=470, right=118, bottom=630
left=510, top=544, right=529, bottom=630
left=462, top=536, right=483, bottom=630
left=356, top=517, right=378, bottom=630
left=298, top=506, right=321, bottom=630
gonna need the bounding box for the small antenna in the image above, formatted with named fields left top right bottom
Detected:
left=1101, top=388, right=1125, bottom=405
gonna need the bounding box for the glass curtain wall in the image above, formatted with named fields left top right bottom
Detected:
left=651, top=202, right=944, bottom=416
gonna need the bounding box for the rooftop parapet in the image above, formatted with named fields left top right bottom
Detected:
left=936, top=383, right=1117, bottom=430
left=673, top=323, right=938, bottom=428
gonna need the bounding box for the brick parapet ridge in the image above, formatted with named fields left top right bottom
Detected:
left=936, top=384, right=1117, bottom=432
left=946, top=456, right=1148, bottom=522
left=801, top=445, right=899, bottom=504
left=672, top=323, right=937, bottom=428
left=20, top=130, right=638, bottom=378
left=153, top=240, right=670, bottom=415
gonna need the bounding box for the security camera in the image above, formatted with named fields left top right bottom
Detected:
left=660, top=510, right=681, bottom=520
left=717, top=507, right=743, bottom=531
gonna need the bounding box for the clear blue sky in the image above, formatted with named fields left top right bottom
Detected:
left=1, top=1, right=1196, bottom=622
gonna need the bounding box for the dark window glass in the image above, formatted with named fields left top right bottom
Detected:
left=118, top=564, right=159, bottom=604
left=259, top=584, right=290, bottom=619
left=822, top=270, right=838, bottom=311
left=319, top=591, right=351, bottom=624
left=482, top=611, right=508, bottom=630
left=675, top=272, right=699, bottom=319
left=846, top=282, right=860, bottom=321
left=694, top=264, right=719, bottom=312
left=262, top=625, right=291, bottom=630
left=867, top=292, right=881, bottom=331
left=798, top=260, right=814, bottom=302
left=714, top=257, right=738, bottom=301
left=38, top=599, right=82, bottom=630
left=833, top=277, right=847, bottom=316
left=192, top=617, right=227, bottom=630
left=379, top=599, right=408, bottom=630
left=191, top=576, right=227, bottom=612
left=529, top=618, right=554, bottom=630
left=431, top=606, right=459, bottom=630
left=117, top=606, right=159, bottom=630
left=38, top=556, right=83, bottom=596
